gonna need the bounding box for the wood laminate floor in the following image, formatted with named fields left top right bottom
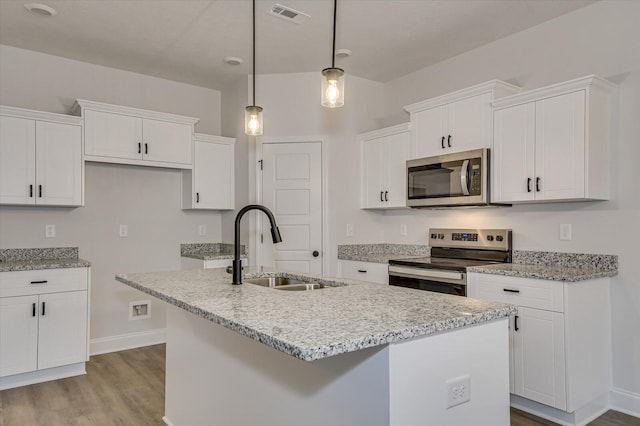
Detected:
left=0, top=344, right=638, bottom=426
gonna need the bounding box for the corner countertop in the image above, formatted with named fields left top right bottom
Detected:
left=0, top=247, right=90, bottom=272
left=115, top=267, right=515, bottom=361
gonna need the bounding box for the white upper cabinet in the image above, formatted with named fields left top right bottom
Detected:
left=182, top=133, right=235, bottom=210
left=360, top=123, right=411, bottom=209
left=404, top=80, right=520, bottom=159
left=0, top=106, right=83, bottom=206
left=492, top=75, right=617, bottom=203
left=73, top=99, right=198, bottom=169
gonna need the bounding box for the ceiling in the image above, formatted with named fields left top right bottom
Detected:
left=0, top=0, right=596, bottom=90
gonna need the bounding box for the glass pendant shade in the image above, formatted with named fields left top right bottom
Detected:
left=321, top=68, right=345, bottom=108
left=245, top=105, right=263, bottom=136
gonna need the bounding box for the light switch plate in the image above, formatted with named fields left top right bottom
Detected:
left=198, top=225, right=206, bottom=236
left=400, top=224, right=408, bottom=236
left=346, top=224, right=354, bottom=237
left=45, top=224, right=55, bottom=238
left=560, top=224, right=572, bottom=241
left=119, top=224, right=128, bottom=237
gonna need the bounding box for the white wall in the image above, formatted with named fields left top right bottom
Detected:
left=382, top=0, right=640, bottom=404
left=0, top=45, right=223, bottom=348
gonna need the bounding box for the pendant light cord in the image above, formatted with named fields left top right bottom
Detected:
left=252, top=0, right=256, bottom=106
left=331, top=0, right=337, bottom=68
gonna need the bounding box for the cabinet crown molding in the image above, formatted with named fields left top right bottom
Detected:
left=358, top=122, right=410, bottom=140
left=491, top=75, right=618, bottom=110
left=0, top=105, right=82, bottom=126
left=194, top=133, right=235, bottom=145
left=403, top=80, right=520, bottom=114
left=72, top=99, right=200, bottom=125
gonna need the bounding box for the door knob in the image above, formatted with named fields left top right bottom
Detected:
left=312, top=250, right=320, bottom=257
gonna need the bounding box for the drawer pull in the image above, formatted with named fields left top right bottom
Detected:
left=30, top=280, right=48, bottom=284
left=357, top=269, right=367, bottom=273
left=503, top=288, right=520, bottom=293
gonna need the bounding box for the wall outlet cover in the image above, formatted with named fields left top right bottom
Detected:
left=559, top=224, right=572, bottom=241
left=445, top=374, right=471, bottom=409
left=198, top=224, right=206, bottom=236
left=119, top=224, right=128, bottom=237
left=129, top=300, right=151, bottom=320
left=346, top=223, right=354, bottom=237
left=45, top=224, right=55, bottom=238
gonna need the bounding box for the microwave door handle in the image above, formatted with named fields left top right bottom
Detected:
left=460, top=159, right=470, bottom=195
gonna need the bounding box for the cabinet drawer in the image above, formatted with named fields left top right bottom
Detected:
left=340, top=260, right=388, bottom=285
left=0, top=268, right=88, bottom=298
left=469, top=273, right=564, bottom=312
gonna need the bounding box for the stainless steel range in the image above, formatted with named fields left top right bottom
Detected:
left=388, top=228, right=512, bottom=296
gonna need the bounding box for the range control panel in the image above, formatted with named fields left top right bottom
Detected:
left=429, top=228, right=512, bottom=251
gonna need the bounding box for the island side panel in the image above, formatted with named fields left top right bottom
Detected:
left=163, top=304, right=391, bottom=426
left=388, top=318, right=511, bottom=426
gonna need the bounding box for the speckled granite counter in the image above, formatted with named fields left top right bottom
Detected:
left=0, top=247, right=90, bottom=272
left=180, top=243, right=247, bottom=260
left=337, top=243, right=429, bottom=263
left=116, top=267, right=515, bottom=361
left=468, top=251, right=618, bottom=282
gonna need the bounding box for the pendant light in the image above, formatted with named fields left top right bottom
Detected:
left=321, top=0, right=344, bottom=108
left=245, top=0, right=263, bottom=135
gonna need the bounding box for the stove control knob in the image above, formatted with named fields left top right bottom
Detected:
left=496, top=235, right=504, bottom=242
left=431, top=233, right=437, bottom=239
left=438, top=233, right=445, bottom=240
left=487, top=235, right=494, bottom=241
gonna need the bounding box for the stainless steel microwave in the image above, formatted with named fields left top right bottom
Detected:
left=407, top=148, right=500, bottom=208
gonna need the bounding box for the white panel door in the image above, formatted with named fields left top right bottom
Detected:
left=261, top=142, right=322, bottom=274
left=411, top=105, right=448, bottom=159
left=362, top=136, right=384, bottom=208
left=492, top=103, right=536, bottom=202
left=513, top=306, right=566, bottom=410
left=448, top=93, right=491, bottom=153
left=194, top=141, right=234, bottom=209
left=35, top=121, right=82, bottom=206
left=142, top=119, right=192, bottom=165
left=83, top=109, right=142, bottom=159
left=535, top=91, right=586, bottom=201
left=385, top=131, right=410, bottom=208
left=37, top=291, right=88, bottom=370
left=0, top=295, right=39, bottom=376
left=0, top=115, right=36, bottom=204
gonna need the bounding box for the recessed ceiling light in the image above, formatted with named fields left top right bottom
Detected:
left=336, top=49, right=352, bottom=59
left=224, top=56, right=244, bottom=66
left=24, top=3, right=57, bottom=17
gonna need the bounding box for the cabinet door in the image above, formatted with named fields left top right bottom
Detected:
left=448, top=93, right=491, bottom=153
left=513, top=306, right=566, bottom=410
left=84, top=109, right=142, bottom=160
left=0, top=295, right=39, bottom=377
left=35, top=121, right=82, bottom=206
left=37, top=291, right=88, bottom=370
left=384, top=131, right=410, bottom=208
left=535, top=91, right=586, bottom=201
left=0, top=116, right=36, bottom=205
left=142, top=119, right=192, bottom=166
left=361, top=136, right=384, bottom=208
left=492, top=103, right=536, bottom=202
left=410, top=105, right=448, bottom=159
left=194, top=141, right=234, bottom=209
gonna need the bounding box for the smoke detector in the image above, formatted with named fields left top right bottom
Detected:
left=24, top=3, right=57, bottom=16
left=269, top=4, right=310, bottom=24
left=336, top=49, right=352, bottom=59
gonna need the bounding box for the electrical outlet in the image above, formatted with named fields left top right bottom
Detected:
left=445, top=374, right=470, bottom=409
left=346, top=223, right=354, bottom=237
left=198, top=224, right=206, bottom=236
left=45, top=224, right=56, bottom=238
left=119, top=224, right=128, bottom=237
left=400, top=224, right=408, bottom=236
left=129, top=300, right=151, bottom=320
left=560, top=224, right=572, bottom=241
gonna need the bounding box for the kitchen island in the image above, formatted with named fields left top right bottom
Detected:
left=116, top=267, right=516, bottom=426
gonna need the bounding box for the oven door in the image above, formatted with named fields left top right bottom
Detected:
left=388, top=265, right=467, bottom=296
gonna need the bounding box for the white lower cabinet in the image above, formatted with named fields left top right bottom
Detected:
left=0, top=268, right=90, bottom=388
left=467, top=272, right=611, bottom=413
left=339, top=260, right=388, bottom=285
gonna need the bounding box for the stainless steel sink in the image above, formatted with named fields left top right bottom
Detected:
left=243, top=277, right=326, bottom=291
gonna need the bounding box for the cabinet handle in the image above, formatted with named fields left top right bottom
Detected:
left=29, top=184, right=34, bottom=198
left=196, top=192, right=200, bottom=203
left=41, top=302, right=46, bottom=316
left=145, top=143, right=148, bottom=154
left=527, top=178, right=532, bottom=193
left=536, top=177, right=541, bottom=192
left=514, top=315, right=519, bottom=331
left=503, top=288, right=520, bottom=293
left=357, top=269, right=367, bottom=273
left=447, top=135, right=451, bottom=147
left=380, top=191, right=384, bottom=202
left=384, top=191, right=388, bottom=202
left=30, top=280, right=48, bottom=285
left=32, top=303, right=36, bottom=317
left=138, top=142, right=141, bottom=154
left=441, top=136, right=445, bottom=149
left=38, top=185, right=42, bottom=198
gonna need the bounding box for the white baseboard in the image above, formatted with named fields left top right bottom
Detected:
left=162, top=416, right=175, bottom=426
left=610, top=387, right=640, bottom=418
left=90, top=328, right=166, bottom=356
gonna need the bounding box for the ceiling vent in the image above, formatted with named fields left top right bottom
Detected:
left=269, top=4, right=310, bottom=24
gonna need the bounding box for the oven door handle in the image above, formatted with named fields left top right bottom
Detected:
left=460, top=159, right=470, bottom=196
left=388, top=265, right=464, bottom=281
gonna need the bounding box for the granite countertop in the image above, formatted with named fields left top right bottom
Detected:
left=0, top=247, right=90, bottom=272
left=337, top=243, right=429, bottom=264
left=115, top=268, right=516, bottom=361
left=180, top=243, right=247, bottom=261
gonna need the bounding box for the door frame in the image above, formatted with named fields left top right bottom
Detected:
left=251, top=135, right=329, bottom=275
